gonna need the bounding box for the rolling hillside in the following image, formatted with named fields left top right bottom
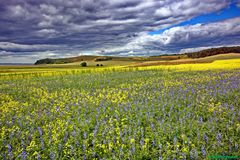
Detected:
left=132, top=53, right=240, bottom=67
left=34, top=46, right=240, bottom=66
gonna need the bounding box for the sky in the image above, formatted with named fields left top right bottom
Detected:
left=0, top=0, right=240, bottom=63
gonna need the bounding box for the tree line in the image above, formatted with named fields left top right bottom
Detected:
left=185, top=46, right=240, bottom=58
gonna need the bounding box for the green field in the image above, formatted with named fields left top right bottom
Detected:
left=0, top=59, right=240, bottom=159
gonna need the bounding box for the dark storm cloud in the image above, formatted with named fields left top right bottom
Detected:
left=0, top=0, right=238, bottom=62
left=0, top=42, right=59, bottom=52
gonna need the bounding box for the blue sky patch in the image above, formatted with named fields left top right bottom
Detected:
left=149, top=3, right=240, bottom=35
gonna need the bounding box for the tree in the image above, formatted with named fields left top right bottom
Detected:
left=80, top=61, right=87, bottom=67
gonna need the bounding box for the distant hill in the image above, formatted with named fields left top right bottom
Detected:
left=34, top=46, right=240, bottom=65
left=185, top=46, right=240, bottom=58
left=34, top=55, right=147, bottom=65
left=35, top=56, right=97, bottom=65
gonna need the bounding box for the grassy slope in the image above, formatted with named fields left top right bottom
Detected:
left=0, top=53, right=239, bottom=74
left=132, top=53, right=240, bottom=67
left=38, top=53, right=240, bottom=67
left=34, top=46, right=240, bottom=65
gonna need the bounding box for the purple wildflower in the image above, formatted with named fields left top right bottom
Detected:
left=38, top=127, right=43, bottom=137
left=131, top=144, right=135, bottom=154
left=37, top=153, right=41, bottom=160
left=58, top=144, right=62, bottom=153
left=83, top=143, right=86, bottom=151
left=7, top=144, right=13, bottom=158
left=49, top=152, right=55, bottom=160
left=114, top=135, right=116, bottom=144
left=40, top=138, right=45, bottom=150
left=2, top=153, right=6, bottom=160
left=150, top=123, right=155, bottom=130
left=201, top=145, right=206, bottom=157
left=72, top=130, right=76, bottom=137
left=190, top=151, right=194, bottom=160
left=70, top=145, right=74, bottom=155
left=63, top=131, right=68, bottom=143
left=217, top=133, right=222, bottom=145
left=173, top=136, right=177, bottom=146
left=235, top=143, right=238, bottom=151
left=193, top=148, right=198, bottom=159
left=140, top=138, right=144, bottom=148
left=21, top=150, right=27, bottom=159
left=75, top=140, right=79, bottom=147
left=152, top=139, right=156, bottom=147
left=229, top=139, right=233, bottom=152
left=204, top=134, right=208, bottom=145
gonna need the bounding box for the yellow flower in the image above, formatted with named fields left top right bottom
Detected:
left=182, top=147, right=188, bottom=153
left=130, top=138, right=135, bottom=143
left=101, top=144, right=106, bottom=149
left=145, top=138, right=150, bottom=144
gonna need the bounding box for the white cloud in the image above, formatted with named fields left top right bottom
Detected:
left=39, top=4, right=58, bottom=15
left=0, top=51, right=15, bottom=57
left=155, top=7, right=172, bottom=17
left=155, top=0, right=229, bottom=18
left=8, top=5, right=28, bottom=17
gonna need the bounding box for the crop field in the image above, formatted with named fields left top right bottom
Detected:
left=0, top=59, right=240, bottom=159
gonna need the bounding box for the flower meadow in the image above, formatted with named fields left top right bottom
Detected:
left=0, top=60, right=240, bottom=159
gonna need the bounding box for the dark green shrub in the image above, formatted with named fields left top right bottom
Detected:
left=80, top=62, right=87, bottom=67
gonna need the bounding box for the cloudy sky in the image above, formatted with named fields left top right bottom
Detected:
left=0, top=0, right=240, bottom=63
